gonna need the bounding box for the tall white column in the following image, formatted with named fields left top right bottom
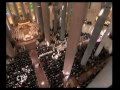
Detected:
left=94, top=22, right=112, bottom=56
left=34, top=2, right=44, bottom=34
left=66, top=3, right=72, bottom=33
left=60, top=2, right=67, bottom=41
left=81, top=3, right=111, bottom=66
left=13, top=2, right=19, bottom=16
left=21, top=2, right=26, bottom=19
left=63, top=3, right=88, bottom=79
left=41, top=2, right=50, bottom=43
left=53, top=3, right=58, bottom=33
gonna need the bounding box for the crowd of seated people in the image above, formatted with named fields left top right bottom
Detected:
left=6, top=32, right=111, bottom=88
left=6, top=50, right=38, bottom=88
left=37, top=44, right=65, bottom=87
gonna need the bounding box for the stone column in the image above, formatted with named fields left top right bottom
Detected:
left=63, top=3, right=88, bottom=78
left=6, top=3, right=15, bottom=26
left=53, top=3, right=58, bottom=33
left=66, top=3, right=72, bottom=33
left=34, top=2, right=44, bottom=34
left=94, top=22, right=112, bottom=56
left=6, top=35, right=15, bottom=57
left=13, top=2, right=19, bottom=16
left=6, top=16, right=11, bottom=30
left=21, top=2, right=26, bottom=19
left=81, top=3, right=111, bottom=65
left=41, top=2, right=50, bottom=43
left=49, top=4, right=54, bottom=30
left=60, top=2, right=67, bottom=41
